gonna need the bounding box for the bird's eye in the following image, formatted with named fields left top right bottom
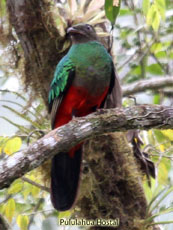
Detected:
left=86, top=25, right=92, bottom=31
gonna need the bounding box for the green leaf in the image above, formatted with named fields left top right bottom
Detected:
left=150, top=43, right=162, bottom=54
left=142, top=0, right=150, bottom=16
left=8, top=180, right=23, bottom=194
left=17, top=215, right=29, bottom=230
left=31, top=186, right=40, bottom=198
left=119, top=9, right=133, bottom=16
left=147, top=64, right=163, bottom=75
left=131, top=66, right=141, bottom=75
left=146, top=4, right=155, bottom=26
left=155, top=51, right=167, bottom=58
left=158, top=161, right=169, bottom=185
left=5, top=198, right=16, bottom=223
left=153, top=94, right=160, bottom=104
left=147, top=186, right=166, bottom=213
left=0, top=136, right=8, bottom=154
left=58, top=210, right=72, bottom=218
left=169, top=52, right=173, bottom=59
left=154, top=130, right=167, bottom=142
left=161, top=130, right=173, bottom=141
left=149, top=220, right=173, bottom=226
left=4, top=137, right=22, bottom=155
left=155, top=0, right=166, bottom=20
left=146, top=207, right=173, bottom=223
left=143, top=178, right=156, bottom=203
left=152, top=8, right=160, bottom=31
left=146, top=3, right=161, bottom=31
left=149, top=187, right=173, bottom=213
left=105, top=0, right=121, bottom=25
left=22, top=187, right=31, bottom=200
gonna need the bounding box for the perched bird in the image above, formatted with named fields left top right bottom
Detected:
left=48, top=23, right=122, bottom=211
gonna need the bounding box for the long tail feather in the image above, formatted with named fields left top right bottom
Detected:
left=50, top=148, right=82, bottom=211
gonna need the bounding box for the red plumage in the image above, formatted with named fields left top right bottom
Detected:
left=54, top=85, right=109, bottom=128
left=54, top=85, right=109, bottom=158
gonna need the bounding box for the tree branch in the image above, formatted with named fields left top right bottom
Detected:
left=122, top=76, right=173, bottom=96
left=0, top=104, right=173, bottom=190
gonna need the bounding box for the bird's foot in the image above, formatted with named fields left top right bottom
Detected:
left=71, top=109, right=79, bottom=121
left=96, top=108, right=106, bottom=115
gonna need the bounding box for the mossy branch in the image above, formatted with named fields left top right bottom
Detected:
left=0, top=104, right=172, bottom=190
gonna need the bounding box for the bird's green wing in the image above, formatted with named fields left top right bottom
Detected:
left=48, top=56, right=75, bottom=128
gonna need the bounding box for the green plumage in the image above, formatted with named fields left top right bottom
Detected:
left=48, top=58, right=75, bottom=104
left=48, top=41, right=112, bottom=107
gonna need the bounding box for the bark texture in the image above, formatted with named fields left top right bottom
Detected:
left=6, top=0, right=65, bottom=105
left=0, top=105, right=172, bottom=190
left=78, top=133, right=147, bottom=230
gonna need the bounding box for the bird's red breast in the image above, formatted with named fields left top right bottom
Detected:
left=54, top=85, right=109, bottom=157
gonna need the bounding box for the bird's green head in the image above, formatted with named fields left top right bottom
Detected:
left=67, top=24, right=98, bottom=44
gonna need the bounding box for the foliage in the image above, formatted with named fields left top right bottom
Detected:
left=144, top=0, right=166, bottom=31
left=0, top=92, right=51, bottom=230
left=0, top=0, right=173, bottom=229
left=105, top=0, right=121, bottom=25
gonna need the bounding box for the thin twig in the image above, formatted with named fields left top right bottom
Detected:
left=28, top=198, right=44, bottom=230
left=27, top=129, right=45, bottom=146
left=22, top=177, right=50, bottom=193
left=151, top=53, right=168, bottom=75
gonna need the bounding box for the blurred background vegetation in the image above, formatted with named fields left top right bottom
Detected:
left=0, top=0, right=173, bottom=229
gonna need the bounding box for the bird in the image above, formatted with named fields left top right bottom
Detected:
left=48, top=23, right=122, bottom=211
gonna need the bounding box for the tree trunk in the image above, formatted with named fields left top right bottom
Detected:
left=7, top=0, right=65, bottom=106
left=78, top=133, right=147, bottom=230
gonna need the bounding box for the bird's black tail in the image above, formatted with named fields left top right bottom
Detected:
left=50, top=147, right=82, bottom=211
